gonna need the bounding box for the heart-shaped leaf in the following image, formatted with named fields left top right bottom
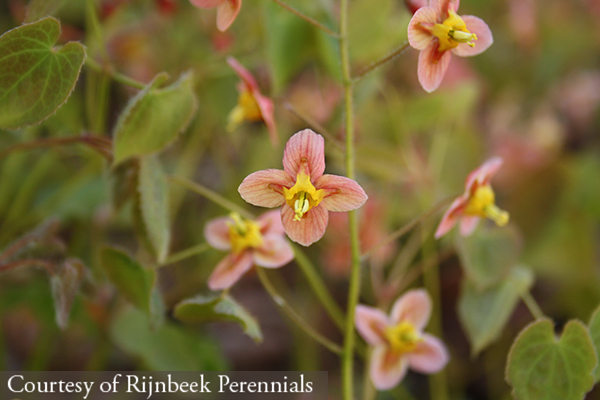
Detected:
left=506, top=319, right=597, bottom=400
left=99, top=247, right=155, bottom=313
left=0, top=17, right=85, bottom=130
left=456, top=225, right=522, bottom=290
left=138, top=156, right=170, bottom=264
left=174, top=294, right=263, bottom=342
left=112, top=72, right=198, bottom=166
left=459, top=266, right=534, bottom=356
left=587, top=304, right=600, bottom=382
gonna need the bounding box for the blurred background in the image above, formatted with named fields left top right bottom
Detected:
left=0, top=0, right=599, bottom=399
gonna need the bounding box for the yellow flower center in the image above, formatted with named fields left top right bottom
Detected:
left=227, top=212, right=263, bottom=254
left=384, top=322, right=423, bottom=354
left=432, top=10, right=477, bottom=52
left=227, top=90, right=262, bottom=131
left=463, top=185, right=510, bottom=227
left=283, top=165, right=325, bottom=221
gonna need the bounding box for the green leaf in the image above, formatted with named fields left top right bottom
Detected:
left=459, top=266, right=534, bottom=356
left=99, top=247, right=154, bottom=313
left=0, top=17, right=85, bottom=130
left=587, top=304, right=600, bottom=382
left=112, top=72, right=198, bottom=166
left=174, top=294, right=263, bottom=343
left=456, top=226, right=522, bottom=290
left=506, top=319, right=597, bottom=400
left=138, top=156, right=171, bottom=264
left=110, top=307, right=226, bottom=371
left=50, top=258, right=84, bottom=330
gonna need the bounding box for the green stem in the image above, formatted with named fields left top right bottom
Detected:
left=168, top=175, right=254, bottom=220
left=159, top=243, right=210, bottom=267
left=339, top=0, right=362, bottom=397
left=353, top=42, right=410, bottom=83
left=256, top=268, right=343, bottom=355
left=293, top=245, right=345, bottom=330
left=270, top=0, right=340, bottom=38
left=521, top=292, right=545, bottom=320
left=85, top=57, right=146, bottom=90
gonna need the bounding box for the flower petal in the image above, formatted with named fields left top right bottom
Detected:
left=238, top=169, right=294, bottom=208
left=282, top=129, right=325, bottom=180
left=227, top=56, right=259, bottom=93
left=216, top=0, right=241, bottom=31
left=430, top=0, right=459, bottom=16
left=465, top=156, right=504, bottom=190
left=407, top=333, right=449, bottom=374
left=417, top=41, right=452, bottom=93
left=452, top=15, right=493, bottom=57
left=407, top=6, right=437, bottom=50
left=253, top=235, right=294, bottom=268
left=315, top=174, right=368, bottom=212
left=459, top=215, right=480, bottom=236
left=281, top=204, right=328, bottom=246
left=390, top=289, right=432, bottom=331
left=257, top=209, right=285, bottom=236
left=255, top=93, right=279, bottom=146
left=355, top=305, right=389, bottom=346
left=434, top=196, right=467, bottom=239
left=370, top=345, right=409, bottom=391
left=204, top=216, right=232, bottom=250
left=189, top=0, right=223, bottom=9
left=207, top=251, right=253, bottom=290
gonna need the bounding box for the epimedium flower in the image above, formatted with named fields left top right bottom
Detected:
left=435, top=156, right=509, bottom=239
left=407, top=0, right=493, bottom=92
left=238, top=129, right=368, bottom=247
left=226, top=57, right=278, bottom=146
left=189, top=0, right=241, bottom=32
left=204, top=210, right=294, bottom=290
left=355, top=289, right=449, bottom=391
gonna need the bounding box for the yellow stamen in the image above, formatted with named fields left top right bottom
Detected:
left=384, top=322, right=423, bottom=354
left=464, top=185, right=510, bottom=227
left=227, top=212, right=263, bottom=253
left=226, top=90, right=262, bottom=132
left=432, top=10, right=477, bottom=52
left=283, top=163, right=325, bottom=221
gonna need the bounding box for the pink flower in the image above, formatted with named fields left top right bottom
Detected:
left=407, top=0, right=493, bottom=92
left=204, top=210, right=294, bottom=290
left=355, top=289, right=449, bottom=390
left=238, top=129, right=368, bottom=246
left=189, top=0, right=241, bottom=32
left=404, top=0, right=428, bottom=14
left=226, top=57, right=278, bottom=146
left=435, top=157, right=509, bottom=239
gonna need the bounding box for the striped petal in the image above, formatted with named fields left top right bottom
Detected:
left=281, top=204, right=328, bottom=246
left=355, top=305, right=389, bottom=346
left=465, top=156, right=504, bottom=190
left=408, top=6, right=438, bottom=50
left=315, top=174, right=368, bottom=212
left=255, top=93, right=278, bottom=146
left=282, top=129, right=325, bottom=180
left=370, top=345, right=409, bottom=391
left=253, top=235, right=294, bottom=268
left=434, top=196, right=467, bottom=239
left=417, top=41, right=452, bottom=93
left=204, top=216, right=232, bottom=250
left=452, top=15, right=493, bottom=57
left=257, top=209, right=285, bottom=236
left=208, top=251, right=253, bottom=290
left=407, top=333, right=449, bottom=374
left=238, top=169, right=294, bottom=208
left=216, top=0, right=241, bottom=31
left=390, top=289, right=432, bottom=331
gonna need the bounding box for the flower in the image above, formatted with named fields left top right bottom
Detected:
left=435, top=156, right=509, bottom=239
left=226, top=57, right=278, bottom=146
left=204, top=210, right=294, bottom=290
left=189, top=0, right=241, bottom=32
left=238, top=129, right=368, bottom=246
left=407, top=0, right=493, bottom=92
left=355, top=289, right=449, bottom=390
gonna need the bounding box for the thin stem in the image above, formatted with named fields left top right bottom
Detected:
left=361, top=195, right=456, bottom=262
left=85, top=57, right=146, bottom=90
left=353, top=42, right=410, bottom=83
left=270, top=0, right=340, bottom=38
left=521, top=292, right=545, bottom=320
left=158, top=243, right=210, bottom=267
left=0, top=135, right=112, bottom=160
left=0, top=259, right=56, bottom=274
left=278, top=100, right=345, bottom=152
left=256, top=268, right=343, bottom=355
left=168, top=175, right=254, bottom=220
left=293, top=245, right=345, bottom=330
